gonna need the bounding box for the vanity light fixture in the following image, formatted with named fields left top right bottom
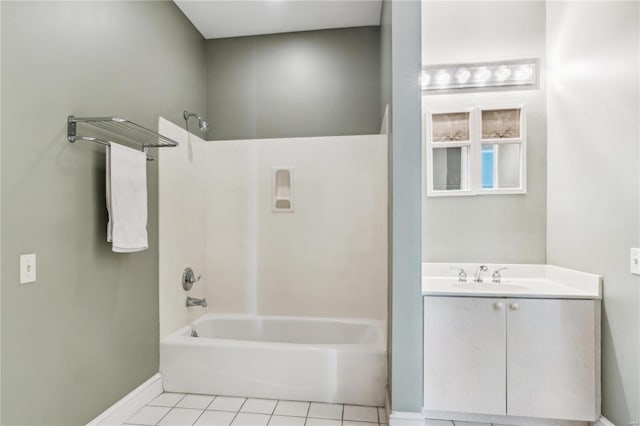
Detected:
left=435, top=69, right=451, bottom=86
left=421, top=58, right=538, bottom=92
left=454, top=67, right=471, bottom=84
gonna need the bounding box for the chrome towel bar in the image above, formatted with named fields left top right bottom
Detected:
left=67, top=115, right=179, bottom=160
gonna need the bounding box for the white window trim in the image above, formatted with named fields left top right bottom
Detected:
left=425, top=103, right=527, bottom=197
left=425, top=106, right=475, bottom=197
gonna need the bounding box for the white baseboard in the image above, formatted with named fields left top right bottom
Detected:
left=384, top=388, right=391, bottom=424
left=591, top=417, right=615, bottom=426
left=389, top=411, right=425, bottom=426
left=388, top=412, right=614, bottom=426
left=86, top=373, right=163, bottom=426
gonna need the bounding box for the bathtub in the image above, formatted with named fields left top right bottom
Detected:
left=160, top=314, right=387, bottom=406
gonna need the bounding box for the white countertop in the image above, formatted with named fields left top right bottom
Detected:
left=422, top=263, right=602, bottom=300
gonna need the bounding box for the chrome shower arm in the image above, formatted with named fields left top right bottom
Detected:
left=183, top=110, right=209, bottom=132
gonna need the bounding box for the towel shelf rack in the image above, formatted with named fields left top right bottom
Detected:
left=67, top=115, right=179, bottom=159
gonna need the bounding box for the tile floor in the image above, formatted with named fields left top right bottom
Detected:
left=425, top=421, right=494, bottom=426
left=124, top=393, right=388, bottom=426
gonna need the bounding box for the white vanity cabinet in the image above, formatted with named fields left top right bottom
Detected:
left=506, top=298, right=600, bottom=421
left=424, top=296, right=600, bottom=422
left=424, top=297, right=507, bottom=415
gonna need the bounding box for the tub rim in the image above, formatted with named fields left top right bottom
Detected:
left=162, top=313, right=387, bottom=352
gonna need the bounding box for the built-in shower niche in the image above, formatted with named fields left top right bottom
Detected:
left=272, top=167, right=294, bottom=212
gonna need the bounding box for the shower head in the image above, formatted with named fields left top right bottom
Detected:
left=183, top=111, right=209, bottom=132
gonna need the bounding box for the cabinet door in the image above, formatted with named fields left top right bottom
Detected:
left=424, top=297, right=507, bottom=415
left=507, top=299, right=598, bottom=421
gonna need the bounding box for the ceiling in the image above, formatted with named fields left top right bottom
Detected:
left=174, top=0, right=382, bottom=39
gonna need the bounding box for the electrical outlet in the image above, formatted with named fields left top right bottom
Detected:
left=19, top=254, right=36, bottom=284
left=631, top=248, right=640, bottom=275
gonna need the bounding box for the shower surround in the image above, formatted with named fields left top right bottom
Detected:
left=159, top=117, right=388, bottom=334
left=157, top=117, right=388, bottom=402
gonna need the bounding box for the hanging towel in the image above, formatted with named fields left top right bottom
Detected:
left=106, top=144, right=148, bottom=253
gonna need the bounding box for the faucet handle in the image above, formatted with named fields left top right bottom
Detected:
left=450, top=266, right=467, bottom=282
left=182, top=267, right=202, bottom=291
left=492, top=267, right=508, bottom=282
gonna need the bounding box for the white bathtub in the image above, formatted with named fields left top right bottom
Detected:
left=160, top=314, right=387, bottom=406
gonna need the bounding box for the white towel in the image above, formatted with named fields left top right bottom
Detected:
left=106, top=144, right=148, bottom=253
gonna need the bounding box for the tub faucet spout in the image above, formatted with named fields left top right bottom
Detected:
left=186, top=297, right=207, bottom=308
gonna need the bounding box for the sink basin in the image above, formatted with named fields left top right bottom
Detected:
left=421, top=263, right=602, bottom=299
left=426, top=277, right=534, bottom=295
left=423, top=275, right=600, bottom=299
left=452, top=282, right=528, bottom=291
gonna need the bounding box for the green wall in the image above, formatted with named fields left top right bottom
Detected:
left=0, top=1, right=205, bottom=424
left=205, top=27, right=381, bottom=140
left=546, top=2, right=640, bottom=424
left=0, top=2, right=405, bottom=423
left=389, top=0, right=423, bottom=414
left=421, top=1, right=547, bottom=265
left=379, top=0, right=393, bottom=412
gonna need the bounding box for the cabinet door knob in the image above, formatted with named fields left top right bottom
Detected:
left=510, top=302, right=520, bottom=310
left=493, top=302, right=504, bottom=310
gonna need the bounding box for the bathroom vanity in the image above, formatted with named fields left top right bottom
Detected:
left=422, top=263, right=602, bottom=425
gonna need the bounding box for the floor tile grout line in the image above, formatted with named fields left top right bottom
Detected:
left=303, top=402, right=311, bottom=426
left=203, top=394, right=218, bottom=411
left=153, top=404, right=174, bottom=426
left=192, top=394, right=217, bottom=426
left=127, top=400, right=176, bottom=425
left=228, top=397, right=249, bottom=425
left=265, top=399, right=276, bottom=426
left=177, top=393, right=217, bottom=411
left=169, top=393, right=189, bottom=410
left=135, top=395, right=383, bottom=426
left=273, top=399, right=283, bottom=418
left=147, top=393, right=186, bottom=409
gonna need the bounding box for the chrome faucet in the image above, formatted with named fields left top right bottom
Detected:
left=492, top=267, right=508, bottom=283
left=450, top=266, right=467, bottom=282
left=186, top=297, right=207, bottom=308
left=473, top=265, right=488, bottom=283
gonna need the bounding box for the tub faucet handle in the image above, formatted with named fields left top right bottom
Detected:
left=182, top=267, right=202, bottom=291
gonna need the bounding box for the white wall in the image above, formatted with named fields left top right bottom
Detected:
left=159, top=121, right=388, bottom=338
left=158, top=118, right=207, bottom=339
left=421, top=1, right=547, bottom=264
left=204, top=135, right=388, bottom=320
left=546, top=3, right=640, bottom=425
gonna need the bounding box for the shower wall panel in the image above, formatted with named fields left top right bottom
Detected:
left=204, top=135, right=388, bottom=320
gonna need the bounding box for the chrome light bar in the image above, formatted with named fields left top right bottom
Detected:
left=421, top=58, right=538, bottom=92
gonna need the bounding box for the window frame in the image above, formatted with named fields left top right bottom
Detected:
left=425, top=103, right=527, bottom=197
left=425, top=106, right=475, bottom=197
